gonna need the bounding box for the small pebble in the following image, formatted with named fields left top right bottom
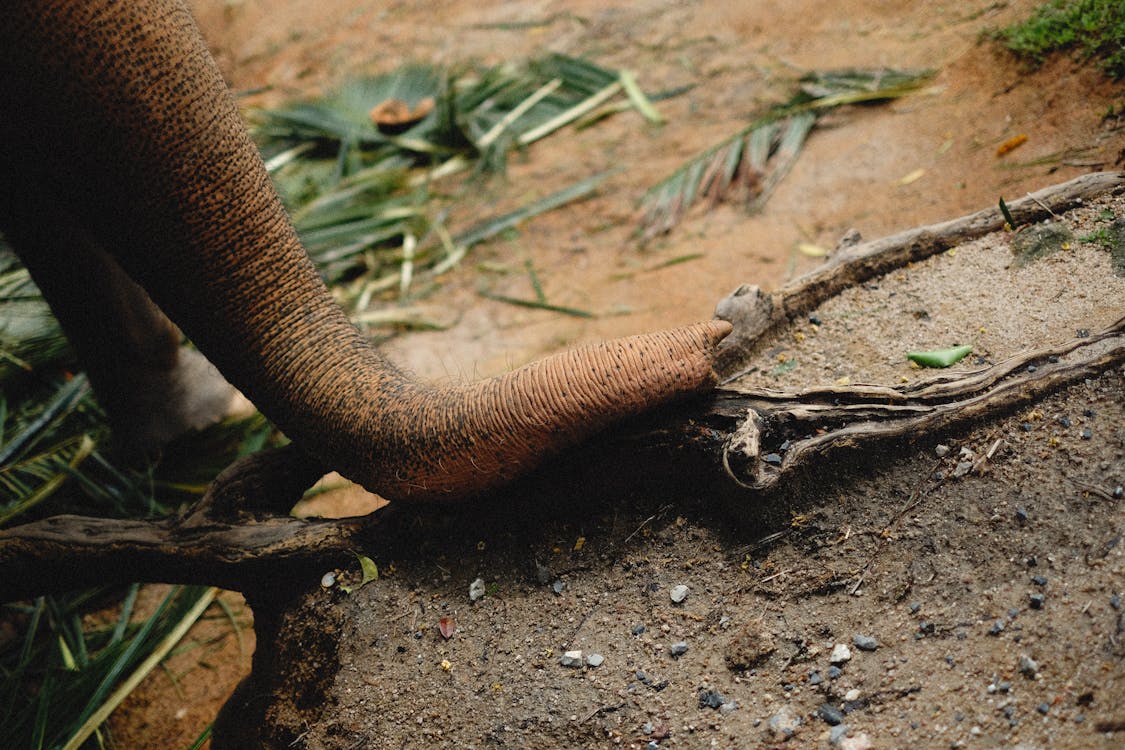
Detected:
left=840, top=733, right=873, bottom=750
left=952, top=460, right=973, bottom=478
left=320, top=571, right=336, bottom=588
left=853, top=635, right=878, bottom=652
left=988, top=620, right=1005, bottom=636
left=1058, top=416, right=1072, bottom=428
left=632, top=624, right=647, bottom=635
left=1015, top=507, right=1029, bottom=523
left=935, top=444, right=951, bottom=457
left=1037, top=703, right=1050, bottom=715
left=997, top=681, right=1011, bottom=693
left=1081, top=428, right=1093, bottom=440
left=763, top=452, right=783, bottom=466
left=646, top=742, right=658, bottom=750
left=1029, top=593, right=1046, bottom=609
left=560, top=650, right=584, bottom=668
left=919, top=621, right=935, bottom=635
left=808, top=670, right=823, bottom=685
left=830, top=643, right=853, bottom=664
left=844, top=689, right=861, bottom=701
left=818, top=703, right=845, bottom=726
left=551, top=579, right=566, bottom=595
left=1114, top=486, right=1124, bottom=499
left=1031, top=575, right=1048, bottom=586
left=828, top=666, right=843, bottom=679
left=908, top=602, right=922, bottom=614
left=586, top=653, right=604, bottom=668
left=768, top=707, right=801, bottom=738
left=1083, top=408, right=1096, bottom=418
left=670, top=584, right=689, bottom=604
left=670, top=641, right=689, bottom=657
left=829, top=724, right=849, bottom=745
left=469, top=577, right=486, bottom=601
left=809, top=314, right=823, bottom=326
left=1019, top=655, right=1039, bottom=678
left=698, top=689, right=726, bottom=709
left=719, top=700, right=739, bottom=715
left=1111, top=594, right=1121, bottom=611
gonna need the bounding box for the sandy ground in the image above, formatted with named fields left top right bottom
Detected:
left=104, top=0, right=1124, bottom=746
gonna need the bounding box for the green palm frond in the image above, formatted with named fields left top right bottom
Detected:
left=0, top=585, right=214, bottom=750
left=638, top=67, right=933, bottom=240
left=256, top=55, right=663, bottom=300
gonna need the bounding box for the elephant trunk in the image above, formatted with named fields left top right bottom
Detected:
left=0, top=0, right=729, bottom=503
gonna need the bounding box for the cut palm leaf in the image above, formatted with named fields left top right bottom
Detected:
left=639, top=68, right=932, bottom=240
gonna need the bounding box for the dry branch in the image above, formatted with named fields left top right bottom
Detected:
left=712, top=171, right=1125, bottom=378
left=709, top=316, right=1125, bottom=491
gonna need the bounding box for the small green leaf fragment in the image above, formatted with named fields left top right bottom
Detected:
left=341, top=553, right=379, bottom=594
left=907, top=344, right=973, bottom=368
left=999, top=197, right=1015, bottom=230
left=356, top=554, right=379, bottom=585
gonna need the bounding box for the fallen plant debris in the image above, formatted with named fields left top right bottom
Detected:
left=255, top=54, right=663, bottom=315
left=637, top=68, right=933, bottom=240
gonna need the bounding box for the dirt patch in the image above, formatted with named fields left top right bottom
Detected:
left=106, top=0, right=1124, bottom=746
left=229, top=184, right=1125, bottom=750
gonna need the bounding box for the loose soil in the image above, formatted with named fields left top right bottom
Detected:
left=105, top=0, right=1124, bottom=747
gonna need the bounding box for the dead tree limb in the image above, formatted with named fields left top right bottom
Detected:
left=710, top=316, right=1125, bottom=491
left=0, top=446, right=378, bottom=601
left=713, top=171, right=1125, bottom=377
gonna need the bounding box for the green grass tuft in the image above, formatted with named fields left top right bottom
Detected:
left=994, top=0, right=1125, bottom=79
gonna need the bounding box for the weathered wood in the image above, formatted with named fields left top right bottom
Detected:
left=713, top=171, right=1125, bottom=377
left=709, top=317, right=1125, bottom=491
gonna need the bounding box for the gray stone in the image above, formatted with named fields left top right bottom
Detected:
left=560, top=650, right=584, bottom=668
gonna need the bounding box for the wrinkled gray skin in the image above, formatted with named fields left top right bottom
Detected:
left=0, top=0, right=729, bottom=502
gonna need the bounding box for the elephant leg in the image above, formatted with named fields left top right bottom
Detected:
left=0, top=183, right=244, bottom=448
